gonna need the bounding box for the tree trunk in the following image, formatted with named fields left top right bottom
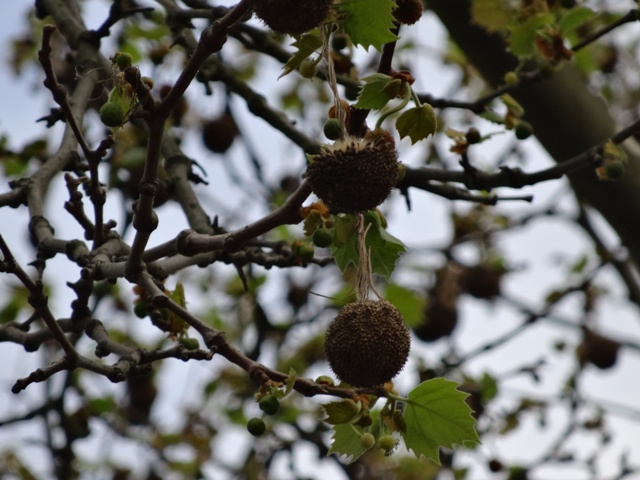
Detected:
left=428, top=0, right=640, bottom=269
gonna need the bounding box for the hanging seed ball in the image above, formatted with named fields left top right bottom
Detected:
left=306, top=129, right=400, bottom=214
left=324, top=300, right=410, bottom=388
left=393, top=0, right=423, bottom=25
left=254, top=0, right=333, bottom=36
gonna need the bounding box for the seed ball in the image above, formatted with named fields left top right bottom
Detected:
left=254, top=0, right=333, bottom=36
left=360, top=432, right=376, bottom=449
left=247, top=417, right=266, bottom=436
left=515, top=121, right=533, bottom=140
left=306, top=129, right=399, bottom=214
left=202, top=115, right=238, bottom=154
left=259, top=395, right=280, bottom=415
left=378, top=434, right=398, bottom=453
left=99, top=102, right=124, bottom=127
left=393, top=0, right=423, bottom=25
left=324, top=300, right=410, bottom=388
left=312, top=228, right=333, bottom=248
left=577, top=329, right=620, bottom=370
left=323, top=118, right=343, bottom=141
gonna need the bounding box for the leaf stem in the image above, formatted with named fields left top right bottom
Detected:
left=375, top=81, right=412, bottom=130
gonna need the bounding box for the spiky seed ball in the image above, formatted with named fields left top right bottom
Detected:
left=254, top=0, right=333, bottom=36
left=324, top=300, right=410, bottom=388
left=306, top=129, right=400, bottom=214
left=393, top=0, right=423, bottom=25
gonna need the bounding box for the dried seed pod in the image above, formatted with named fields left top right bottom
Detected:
left=254, top=0, right=333, bottom=35
left=324, top=300, right=410, bottom=387
left=306, top=129, right=400, bottom=214
left=393, top=0, right=423, bottom=25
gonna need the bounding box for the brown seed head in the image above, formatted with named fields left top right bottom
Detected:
left=254, top=0, right=333, bottom=35
left=393, top=0, right=423, bottom=25
left=306, top=129, right=399, bottom=214
left=324, top=300, right=410, bottom=388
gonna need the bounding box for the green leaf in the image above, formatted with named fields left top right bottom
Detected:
left=365, top=211, right=407, bottom=280
left=327, top=424, right=368, bottom=463
left=559, top=6, right=596, bottom=36
left=396, top=105, right=437, bottom=144
left=280, top=33, right=323, bottom=79
left=402, top=378, right=480, bottom=464
left=284, top=368, right=297, bottom=396
left=470, top=0, right=510, bottom=33
left=384, top=284, right=425, bottom=328
left=169, top=282, right=187, bottom=308
left=355, top=74, right=400, bottom=110
left=323, top=399, right=362, bottom=425
left=508, top=13, right=555, bottom=57
left=330, top=213, right=407, bottom=280
left=338, top=0, right=398, bottom=50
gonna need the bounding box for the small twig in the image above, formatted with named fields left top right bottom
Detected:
left=571, top=9, right=640, bottom=53
left=38, top=25, right=111, bottom=247
left=178, top=180, right=312, bottom=256
left=0, top=235, right=78, bottom=362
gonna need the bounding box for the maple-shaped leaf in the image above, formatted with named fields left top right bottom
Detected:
left=323, top=399, right=362, bottom=425
left=508, top=13, right=554, bottom=58
left=327, top=423, right=368, bottom=463
left=559, top=6, right=596, bottom=36
left=338, top=0, right=398, bottom=51
left=402, top=378, right=480, bottom=464
left=280, top=33, right=323, bottom=78
left=330, top=213, right=406, bottom=280
left=355, top=73, right=402, bottom=110
left=396, top=105, right=437, bottom=144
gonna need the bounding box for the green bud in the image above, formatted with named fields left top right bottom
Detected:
left=99, top=102, right=124, bottom=128
left=258, top=395, right=280, bottom=415
left=178, top=337, right=199, bottom=350
left=312, top=228, right=333, bottom=248
left=514, top=121, right=533, bottom=140
left=315, top=375, right=335, bottom=385
left=360, top=432, right=376, bottom=449
left=504, top=71, right=519, bottom=87
left=114, top=52, right=132, bottom=71
left=378, top=434, right=397, bottom=453
left=296, top=242, right=315, bottom=261
left=603, top=160, right=625, bottom=180
left=247, top=417, right=266, bottom=436
left=323, top=118, right=343, bottom=141
left=299, top=58, right=318, bottom=79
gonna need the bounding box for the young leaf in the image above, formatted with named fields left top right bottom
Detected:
left=327, top=424, right=368, bottom=463
left=396, top=105, right=437, bottom=144
left=323, top=399, right=362, bottom=425
left=355, top=74, right=400, bottom=110
left=559, top=6, right=596, bottom=37
left=330, top=213, right=407, bottom=280
left=338, top=0, right=398, bottom=51
left=284, top=368, right=297, bottom=396
left=402, top=378, right=480, bottom=464
left=280, top=33, right=323, bottom=79
left=508, top=13, right=554, bottom=58
left=365, top=211, right=407, bottom=280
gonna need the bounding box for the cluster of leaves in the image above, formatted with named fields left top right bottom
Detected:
left=325, top=379, right=479, bottom=464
